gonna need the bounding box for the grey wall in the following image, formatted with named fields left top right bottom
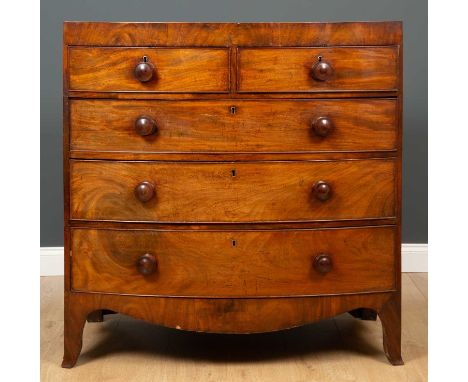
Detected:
left=41, top=0, right=428, bottom=246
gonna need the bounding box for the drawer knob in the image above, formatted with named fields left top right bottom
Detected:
left=314, top=254, right=332, bottom=274
left=136, top=254, right=157, bottom=276
left=313, top=181, right=331, bottom=201
left=134, top=56, right=154, bottom=82
left=312, top=117, right=334, bottom=137
left=311, top=56, right=333, bottom=81
left=135, top=116, right=157, bottom=136
left=135, top=181, right=155, bottom=202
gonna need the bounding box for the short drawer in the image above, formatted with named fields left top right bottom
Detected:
left=71, top=226, right=396, bottom=296
left=238, top=47, right=398, bottom=92
left=70, top=99, right=397, bottom=155
left=68, top=47, right=230, bottom=92
left=70, top=159, right=395, bottom=223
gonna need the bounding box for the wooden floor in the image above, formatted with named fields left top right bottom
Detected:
left=41, top=274, right=427, bottom=382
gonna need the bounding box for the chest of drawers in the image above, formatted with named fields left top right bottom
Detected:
left=62, top=21, right=403, bottom=367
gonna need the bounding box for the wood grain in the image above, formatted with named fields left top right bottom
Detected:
left=70, top=159, right=396, bottom=223
left=69, top=47, right=230, bottom=92
left=68, top=90, right=399, bottom=99
left=378, top=292, right=403, bottom=365
left=69, top=218, right=397, bottom=231
left=409, top=273, right=427, bottom=300
left=70, top=150, right=397, bottom=162
left=60, top=289, right=401, bottom=368
left=63, top=290, right=395, bottom=335
left=63, top=21, right=403, bottom=47
left=62, top=21, right=403, bottom=367
left=238, top=47, right=398, bottom=92
left=70, top=99, right=397, bottom=155
left=71, top=226, right=396, bottom=296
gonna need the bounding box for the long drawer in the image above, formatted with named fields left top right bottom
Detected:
left=70, top=99, right=397, bottom=155
left=71, top=226, right=396, bottom=297
left=238, top=46, right=398, bottom=92
left=68, top=47, right=230, bottom=92
left=70, top=159, right=395, bottom=223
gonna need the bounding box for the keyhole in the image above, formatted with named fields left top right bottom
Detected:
left=143, top=56, right=148, bottom=62
left=230, top=106, right=237, bottom=114
left=318, top=55, right=322, bottom=61
left=231, top=169, right=236, bottom=177
left=232, top=240, right=237, bottom=247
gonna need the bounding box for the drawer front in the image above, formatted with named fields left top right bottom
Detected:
left=238, top=47, right=398, bottom=92
left=71, top=227, right=396, bottom=296
left=70, top=159, right=395, bottom=222
left=70, top=99, right=397, bottom=154
left=68, top=47, right=230, bottom=92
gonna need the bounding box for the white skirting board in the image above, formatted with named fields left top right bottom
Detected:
left=40, top=244, right=428, bottom=276
left=401, top=244, right=428, bottom=272
left=40, top=247, right=64, bottom=276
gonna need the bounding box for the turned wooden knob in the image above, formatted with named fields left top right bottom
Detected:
left=134, top=181, right=155, bottom=202
left=134, top=57, right=154, bottom=82
left=312, top=117, right=334, bottom=137
left=314, top=254, right=332, bottom=274
left=135, top=116, right=157, bottom=136
left=136, top=254, right=157, bottom=276
left=313, top=181, right=331, bottom=201
left=311, top=57, right=333, bottom=81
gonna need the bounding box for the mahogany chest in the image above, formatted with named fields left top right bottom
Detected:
left=62, top=22, right=403, bottom=367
